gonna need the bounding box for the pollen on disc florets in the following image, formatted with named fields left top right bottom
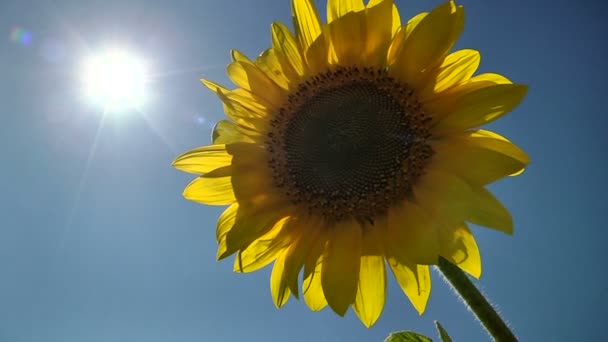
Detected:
left=265, top=66, right=433, bottom=223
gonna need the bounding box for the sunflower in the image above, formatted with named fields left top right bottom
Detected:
left=174, top=0, right=529, bottom=327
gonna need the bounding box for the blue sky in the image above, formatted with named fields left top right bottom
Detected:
left=0, top=0, right=606, bottom=341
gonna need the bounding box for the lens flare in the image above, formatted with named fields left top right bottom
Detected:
left=82, top=49, right=147, bottom=112
left=9, top=26, right=33, bottom=46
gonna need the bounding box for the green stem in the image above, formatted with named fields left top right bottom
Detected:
left=437, top=257, right=517, bottom=342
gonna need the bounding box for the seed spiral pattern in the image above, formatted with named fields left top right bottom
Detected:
left=266, top=67, right=433, bottom=223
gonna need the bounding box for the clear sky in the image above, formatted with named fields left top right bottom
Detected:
left=0, top=0, right=606, bottom=341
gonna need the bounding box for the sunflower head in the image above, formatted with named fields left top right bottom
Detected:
left=174, top=0, right=529, bottom=327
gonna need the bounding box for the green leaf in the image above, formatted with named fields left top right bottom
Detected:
left=434, top=321, right=453, bottom=342
left=384, top=331, right=433, bottom=342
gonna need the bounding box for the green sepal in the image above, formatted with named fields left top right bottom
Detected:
left=384, top=331, right=433, bottom=342
left=434, top=321, right=453, bottom=342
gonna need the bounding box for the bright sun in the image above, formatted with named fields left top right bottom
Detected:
left=83, top=49, right=146, bottom=112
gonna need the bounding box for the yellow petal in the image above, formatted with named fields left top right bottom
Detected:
left=328, top=11, right=366, bottom=65
left=173, top=144, right=232, bottom=175
left=256, top=48, right=291, bottom=90
left=216, top=204, right=239, bottom=260
left=388, top=257, right=431, bottom=314
left=386, top=202, right=439, bottom=265
left=217, top=203, right=238, bottom=243
left=327, top=0, right=364, bottom=23
left=473, top=129, right=514, bottom=141
left=219, top=99, right=269, bottom=131
left=465, top=73, right=512, bottom=86
left=230, top=165, right=277, bottom=204
left=224, top=143, right=279, bottom=204
left=367, top=0, right=400, bottom=34
left=201, top=78, right=266, bottom=114
left=426, top=73, right=513, bottom=105
left=439, top=222, right=481, bottom=278
left=234, top=217, right=293, bottom=273
left=414, top=169, right=473, bottom=224
left=204, top=85, right=270, bottom=131
left=230, top=49, right=250, bottom=63
left=271, top=22, right=305, bottom=76
left=199, top=78, right=225, bottom=95
left=183, top=175, right=235, bottom=205
left=387, top=12, right=427, bottom=66
left=403, top=12, right=428, bottom=41
left=200, top=78, right=229, bottom=93
left=424, top=73, right=512, bottom=126
left=211, top=120, right=261, bottom=145
left=467, top=186, right=513, bottom=235
left=321, top=221, right=362, bottom=316
left=303, top=241, right=328, bottom=311
left=430, top=130, right=530, bottom=185
left=225, top=142, right=266, bottom=163
left=353, top=255, right=386, bottom=327
left=353, top=228, right=386, bottom=327
left=362, top=0, right=396, bottom=66
left=282, top=216, right=323, bottom=297
left=390, top=1, right=464, bottom=87
left=304, top=30, right=330, bottom=74
left=220, top=102, right=268, bottom=132
left=303, top=228, right=327, bottom=280
left=270, top=250, right=291, bottom=308
left=419, top=49, right=480, bottom=100
left=218, top=203, right=290, bottom=260
left=226, top=61, right=285, bottom=108
left=292, top=0, right=322, bottom=52
left=434, top=84, right=528, bottom=132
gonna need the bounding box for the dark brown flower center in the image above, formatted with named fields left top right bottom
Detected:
left=266, top=67, right=432, bottom=223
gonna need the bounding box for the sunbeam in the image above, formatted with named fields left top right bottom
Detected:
left=53, top=110, right=107, bottom=262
